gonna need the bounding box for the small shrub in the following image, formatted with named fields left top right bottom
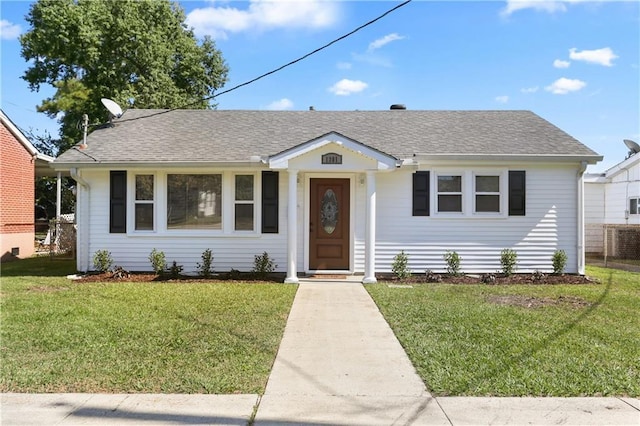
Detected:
left=197, top=249, right=215, bottom=278
left=552, top=249, right=568, bottom=274
left=425, top=269, right=442, bottom=283
left=149, top=249, right=166, bottom=275
left=481, top=273, right=496, bottom=284
left=93, top=250, right=113, bottom=273
left=391, top=251, right=411, bottom=280
left=444, top=250, right=461, bottom=276
left=252, top=252, right=277, bottom=278
left=167, top=261, right=183, bottom=279
left=226, top=268, right=241, bottom=280
left=500, top=249, right=518, bottom=276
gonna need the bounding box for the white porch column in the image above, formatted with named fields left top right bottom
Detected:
left=363, top=171, right=377, bottom=283
left=285, top=170, right=299, bottom=283
left=56, top=171, right=62, bottom=219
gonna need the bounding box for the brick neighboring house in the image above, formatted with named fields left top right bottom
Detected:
left=1, top=110, right=54, bottom=261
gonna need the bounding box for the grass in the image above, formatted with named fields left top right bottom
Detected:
left=1, top=257, right=297, bottom=394
left=366, top=266, right=640, bottom=397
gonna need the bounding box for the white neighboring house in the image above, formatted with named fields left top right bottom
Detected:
left=584, top=148, right=640, bottom=256
left=52, top=108, right=602, bottom=281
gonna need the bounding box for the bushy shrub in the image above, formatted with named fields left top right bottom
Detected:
left=93, top=250, right=113, bottom=272
left=148, top=248, right=166, bottom=275
left=552, top=249, right=568, bottom=274
left=444, top=250, right=461, bottom=276
left=197, top=249, right=214, bottom=278
left=391, top=251, right=411, bottom=279
left=252, top=252, right=276, bottom=278
left=500, top=249, right=518, bottom=276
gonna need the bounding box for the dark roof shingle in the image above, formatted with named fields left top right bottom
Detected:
left=54, top=109, right=600, bottom=165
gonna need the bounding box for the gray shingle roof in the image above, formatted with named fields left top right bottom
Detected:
left=54, top=109, right=600, bottom=166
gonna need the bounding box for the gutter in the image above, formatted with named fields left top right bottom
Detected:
left=70, top=167, right=89, bottom=188
left=411, top=153, right=603, bottom=164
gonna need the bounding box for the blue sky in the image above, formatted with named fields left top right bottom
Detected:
left=1, top=0, right=638, bottom=172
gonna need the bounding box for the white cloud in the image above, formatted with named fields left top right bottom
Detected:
left=266, top=98, right=294, bottom=110
left=500, top=0, right=567, bottom=17
left=553, top=59, right=571, bottom=68
left=495, top=95, right=509, bottom=104
left=521, top=86, right=539, bottom=94
left=186, top=0, right=340, bottom=39
left=0, top=20, right=22, bottom=40
left=569, top=47, right=618, bottom=67
left=336, top=62, right=352, bottom=70
left=545, top=77, right=587, bottom=95
left=368, top=33, right=405, bottom=52
left=328, top=79, right=368, bottom=96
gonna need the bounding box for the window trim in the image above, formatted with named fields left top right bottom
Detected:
left=434, top=172, right=464, bottom=215
left=629, top=197, right=640, bottom=215
left=133, top=173, right=156, bottom=232
left=472, top=171, right=506, bottom=215
left=233, top=173, right=256, bottom=232
left=429, top=169, right=510, bottom=218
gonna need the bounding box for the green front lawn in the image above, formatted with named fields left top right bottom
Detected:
left=1, top=258, right=297, bottom=394
left=367, top=266, right=640, bottom=397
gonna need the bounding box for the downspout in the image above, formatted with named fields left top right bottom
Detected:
left=577, top=161, right=588, bottom=275
left=70, top=168, right=90, bottom=272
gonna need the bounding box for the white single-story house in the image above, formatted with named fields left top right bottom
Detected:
left=53, top=108, right=601, bottom=282
left=584, top=147, right=640, bottom=256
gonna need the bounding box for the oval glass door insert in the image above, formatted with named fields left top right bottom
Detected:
left=321, top=189, right=339, bottom=234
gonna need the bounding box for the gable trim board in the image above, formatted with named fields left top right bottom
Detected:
left=53, top=109, right=601, bottom=280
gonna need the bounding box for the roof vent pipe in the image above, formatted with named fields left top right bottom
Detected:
left=390, top=104, right=406, bottom=110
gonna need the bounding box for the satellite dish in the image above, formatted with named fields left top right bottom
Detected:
left=101, top=98, right=123, bottom=119
left=623, top=139, right=640, bottom=157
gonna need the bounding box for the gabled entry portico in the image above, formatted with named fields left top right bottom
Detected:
left=268, top=132, right=399, bottom=284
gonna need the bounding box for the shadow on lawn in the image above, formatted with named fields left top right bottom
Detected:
left=0, top=256, right=77, bottom=277
left=456, top=272, right=613, bottom=394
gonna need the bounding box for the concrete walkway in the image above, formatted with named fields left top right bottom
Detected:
left=254, top=281, right=444, bottom=425
left=2, top=281, right=639, bottom=425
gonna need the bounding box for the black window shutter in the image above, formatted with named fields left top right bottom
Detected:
left=508, top=170, right=526, bottom=216
left=412, top=171, right=430, bottom=216
left=261, top=171, right=279, bottom=233
left=110, top=171, right=127, bottom=233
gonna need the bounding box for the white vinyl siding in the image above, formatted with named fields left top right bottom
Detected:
left=77, top=169, right=288, bottom=273
left=375, top=165, right=579, bottom=274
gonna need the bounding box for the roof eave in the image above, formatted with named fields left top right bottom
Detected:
left=52, top=159, right=268, bottom=171
left=411, top=153, right=603, bottom=165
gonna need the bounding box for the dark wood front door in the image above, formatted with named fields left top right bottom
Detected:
left=309, top=178, right=350, bottom=270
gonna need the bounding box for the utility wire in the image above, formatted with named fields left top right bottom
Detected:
left=115, top=0, right=412, bottom=124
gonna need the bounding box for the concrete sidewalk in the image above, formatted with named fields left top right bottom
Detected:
left=2, top=281, right=639, bottom=425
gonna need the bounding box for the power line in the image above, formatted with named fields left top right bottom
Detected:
left=116, top=0, right=412, bottom=124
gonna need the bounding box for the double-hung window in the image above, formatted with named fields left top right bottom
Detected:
left=167, top=174, right=222, bottom=230
left=437, top=174, right=463, bottom=213
left=630, top=197, right=640, bottom=215
left=234, top=175, right=255, bottom=231
left=474, top=175, right=501, bottom=213
left=135, top=174, right=154, bottom=230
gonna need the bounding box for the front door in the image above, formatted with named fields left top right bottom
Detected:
left=309, top=178, right=350, bottom=270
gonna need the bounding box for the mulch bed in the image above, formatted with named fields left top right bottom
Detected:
left=380, top=272, right=597, bottom=285
left=76, top=270, right=597, bottom=285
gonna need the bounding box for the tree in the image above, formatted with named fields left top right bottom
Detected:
left=20, top=0, right=229, bottom=153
